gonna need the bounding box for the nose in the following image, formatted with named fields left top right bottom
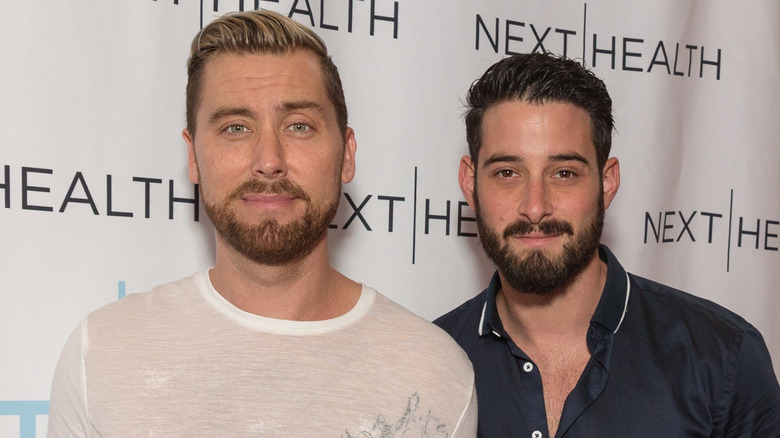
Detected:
left=251, top=132, right=287, bottom=179
left=519, top=177, right=552, bottom=224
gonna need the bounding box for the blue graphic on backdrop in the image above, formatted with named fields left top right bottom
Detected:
left=0, top=401, right=49, bottom=438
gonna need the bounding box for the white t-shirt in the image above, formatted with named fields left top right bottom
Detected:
left=48, top=270, right=477, bottom=437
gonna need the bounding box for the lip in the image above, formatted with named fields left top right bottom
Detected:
left=512, top=232, right=561, bottom=247
left=240, top=193, right=297, bottom=209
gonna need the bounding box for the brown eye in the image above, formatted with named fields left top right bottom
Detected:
left=557, top=170, right=574, bottom=179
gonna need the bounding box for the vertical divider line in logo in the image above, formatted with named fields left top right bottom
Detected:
left=412, top=167, right=418, bottom=264
left=581, top=3, right=588, bottom=63
left=118, top=281, right=126, bottom=300
left=727, top=189, right=734, bottom=272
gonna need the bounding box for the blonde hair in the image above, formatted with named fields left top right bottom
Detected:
left=185, top=10, right=347, bottom=138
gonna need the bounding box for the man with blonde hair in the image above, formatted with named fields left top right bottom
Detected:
left=48, top=10, right=476, bottom=437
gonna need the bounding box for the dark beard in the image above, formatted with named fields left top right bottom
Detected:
left=475, top=193, right=604, bottom=295
left=203, top=178, right=339, bottom=266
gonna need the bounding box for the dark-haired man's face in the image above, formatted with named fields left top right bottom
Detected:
left=459, top=100, right=619, bottom=295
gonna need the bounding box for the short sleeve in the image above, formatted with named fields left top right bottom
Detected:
left=715, top=325, right=780, bottom=437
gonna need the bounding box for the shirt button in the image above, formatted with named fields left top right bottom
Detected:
left=523, top=362, right=534, bottom=372
left=532, top=431, right=543, bottom=438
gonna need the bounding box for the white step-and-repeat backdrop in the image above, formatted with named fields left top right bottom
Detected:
left=2, top=1, right=778, bottom=436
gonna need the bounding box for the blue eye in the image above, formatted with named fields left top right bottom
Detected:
left=288, top=123, right=310, bottom=133
left=225, top=125, right=249, bottom=135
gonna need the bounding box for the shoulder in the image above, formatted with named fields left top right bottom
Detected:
left=367, top=289, right=474, bottom=369
left=623, top=273, right=776, bottom=390
left=369, top=289, right=468, bottom=347
left=86, top=271, right=204, bottom=331
left=627, top=274, right=754, bottom=335
left=626, top=275, right=780, bottom=433
left=623, top=273, right=764, bottom=359
left=433, top=292, right=487, bottom=341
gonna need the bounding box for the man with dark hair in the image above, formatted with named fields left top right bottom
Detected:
left=47, top=10, right=477, bottom=437
left=435, top=52, right=780, bottom=437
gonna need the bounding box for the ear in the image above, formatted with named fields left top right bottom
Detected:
left=601, top=157, right=620, bottom=210
left=183, top=129, right=200, bottom=185
left=341, top=128, right=357, bottom=183
left=458, top=156, right=477, bottom=211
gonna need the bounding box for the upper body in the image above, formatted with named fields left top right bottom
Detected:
left=49, top=270, right=477, bottom=437
left=440, top=52, right=780, bottom=437
left=436, top=245, right=780, bottom=437
left=49, top=10, right=477, bottom=437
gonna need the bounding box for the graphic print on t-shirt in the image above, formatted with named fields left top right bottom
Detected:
left=343, top=392, right=449, bottom=437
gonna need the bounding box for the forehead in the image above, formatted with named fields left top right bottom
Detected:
left=197, top=50, right=331, bottom=115
left=480, top=100, right=595, bottom=161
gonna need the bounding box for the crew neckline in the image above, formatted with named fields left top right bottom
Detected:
left=195, top=269, right=375, bottom=336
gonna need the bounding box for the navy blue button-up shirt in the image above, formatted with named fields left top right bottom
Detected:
left=435, top=245, right=780, bottom=437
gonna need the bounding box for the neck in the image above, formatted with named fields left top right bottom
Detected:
left=209, top=233, right=360, bottom=321
left=496, top=251, right=606, bottom=348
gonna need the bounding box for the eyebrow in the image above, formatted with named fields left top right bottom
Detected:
left=208, top=107, right=255, bottom=124
left=482, top=154, right=522, bottom=168
left=549, top=153, right=590, bottom=165
left=277, top=100, right=326, bottom=116
left=207, top=101, right=326, bottom=124
left=481, top=152, right=590, bottom=168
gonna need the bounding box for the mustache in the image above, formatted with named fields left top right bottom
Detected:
left=503, top=219, right=574, bottom=239
left=229, top=179, right=309, bottom=202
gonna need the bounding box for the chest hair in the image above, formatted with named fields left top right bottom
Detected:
left=533, top=345, right=591, bottom=437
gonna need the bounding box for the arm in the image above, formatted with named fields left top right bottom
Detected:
left=450, top=382, right=478, bottom=438
left=47, top=322, right=90, bottom=438
left=714, top=325, right=780, bottom=437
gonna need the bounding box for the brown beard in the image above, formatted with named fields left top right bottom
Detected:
left=474, top=191, right=604, bottom=295
left=203, top=178, right=339, bottom=266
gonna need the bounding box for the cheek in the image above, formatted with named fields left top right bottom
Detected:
left=562, top=192, right=601, bottom=225
left=476, top=190, right=512, bottom=224
left=493, top=201, right=513, bottom=223
left=309, top=151, right=344, bottom=181
left=195, top=171, right=217, bottom=202
left=202, top=146, right=251, bottom=177
left=194, top=164, right=236, bottom=202
left=288, top=159, right=339, bottom=199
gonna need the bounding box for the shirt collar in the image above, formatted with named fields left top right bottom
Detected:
left=591, top=244, right=631, bottom=333
left=478, top=244, right=631, bottom=337
left=478, top=271, right=503, bottom=337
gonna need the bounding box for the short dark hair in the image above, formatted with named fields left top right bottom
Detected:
left=186, top=10, right=347, bottom=139
left=465, top=53, right=614, bottom=170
